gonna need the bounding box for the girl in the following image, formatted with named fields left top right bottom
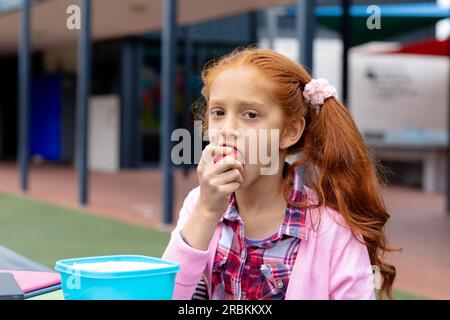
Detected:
left=163, top=48, right=397, bottom=300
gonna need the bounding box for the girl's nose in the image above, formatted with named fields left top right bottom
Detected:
left=220, top=127, right=241, bottom=140
left=217, top=114, right=245, bottom=146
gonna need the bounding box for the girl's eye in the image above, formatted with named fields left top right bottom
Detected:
left=210, top=109, right=225, bottom=117
left=243, top=111, right=258, bottom=119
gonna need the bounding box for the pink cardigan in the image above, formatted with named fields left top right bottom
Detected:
left=162, top=186, right=376, bottom=300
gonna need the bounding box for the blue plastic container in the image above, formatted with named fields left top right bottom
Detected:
left=55, top=255, right=180, bottom=300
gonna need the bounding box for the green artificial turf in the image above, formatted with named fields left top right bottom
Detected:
left=0, top=192, right=170, bottom=269
left=392, top=290, right=428, bottom=300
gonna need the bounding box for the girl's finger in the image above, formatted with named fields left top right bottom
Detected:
left=201, top=145, right=233, bottom=165
left=209, top=156, right=243, bottom=174
left=211, top=168, right=243, bottom=185
left=217, top=182, right=241, bottom=194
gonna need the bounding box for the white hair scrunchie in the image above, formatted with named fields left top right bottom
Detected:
left=302, top=78, right=338, bottom=113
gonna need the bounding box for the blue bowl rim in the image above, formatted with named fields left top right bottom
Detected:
left=55, top=255, right=180, bottom=279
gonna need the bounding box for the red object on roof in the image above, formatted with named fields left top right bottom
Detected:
left=388, top=38, right=449, bottom=56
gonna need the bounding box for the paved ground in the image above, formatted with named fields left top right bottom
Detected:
left=0, top=161, right=449, bottom=299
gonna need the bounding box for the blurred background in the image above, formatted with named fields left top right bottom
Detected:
left=0, top=0, right=449, bottom=300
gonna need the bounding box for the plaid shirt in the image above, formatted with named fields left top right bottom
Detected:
left=201, top=168, right=308, bottom=300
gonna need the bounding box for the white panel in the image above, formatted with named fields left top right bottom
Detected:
left=350, top=53, right=449, bottom=133
left=88, top=95, right=120, bottom=172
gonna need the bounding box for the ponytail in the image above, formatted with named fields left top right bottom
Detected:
left=285, top=97, right=399, bottom=300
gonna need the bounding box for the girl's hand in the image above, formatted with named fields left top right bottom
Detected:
left=196, top=144, right=244, bottom=220
left=180, top=143, right=244, bottom=251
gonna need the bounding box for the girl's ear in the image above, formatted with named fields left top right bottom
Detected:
left=280, top=117, right=305, bottom=150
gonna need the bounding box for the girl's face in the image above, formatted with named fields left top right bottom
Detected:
left=207, top=66, right=297, bottom=188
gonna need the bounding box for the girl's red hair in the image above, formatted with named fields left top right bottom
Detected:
left=195, top=47, right=398, bottom=299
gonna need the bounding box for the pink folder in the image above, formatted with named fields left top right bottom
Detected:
left=0, top=269, right=61, bottom=293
